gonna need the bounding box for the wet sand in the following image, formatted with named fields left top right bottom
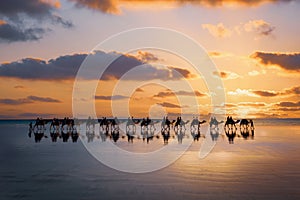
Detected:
left=0, top=122, right=299, bottom=200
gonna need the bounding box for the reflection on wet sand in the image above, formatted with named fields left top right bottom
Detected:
left=27, top=116, right=255, bottom=144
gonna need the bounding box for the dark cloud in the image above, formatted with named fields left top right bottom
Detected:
left=276, top=108, right=300, bottom=112
left=0, top=50, right=195, bottom=81
left=157, top=102, right=182, bottom=109
left=14, top=85, right=25, bottom=89
left=252, top=90, right=278, bottom=97
left=276, top=101, right=300, bottom=107
left=0, top=0, right=72, bottom=42
left=274, top=107, right=300, bottom=112
left=135, top=88, right=144, bottom=92
left=168, top=66, right=195, bottom=79
left=70, top=0, right=294, bottom=14
left=18, top=112, right=57, bottom=118
left=0, top=96, right=61, bottom=105
left=95, top=95, right=128, bottom=100
left=0, top=0, right=56, bottom=17
left=27, top=95, right=61, bottom=103
left=284, top=86, right=300, bottom=95
left=52, top=15, right=74, bottom=28
left=0, top=98, right=32, bottom=105
left=154, top=90, right=205, bottom=98
left=0, top=53, right=86, bottom=80
left=0, top=22, right=46, bottom=42
left=250, top=86, right=300, bottom=97
left=213, top=70, right=240, bottom=80
left=251, top=52, right=300, bottom=72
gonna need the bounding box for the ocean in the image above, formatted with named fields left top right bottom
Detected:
left=0, top=118, right=299, bottom=200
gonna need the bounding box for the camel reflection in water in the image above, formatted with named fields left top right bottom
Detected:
left=240, top=119, right=255, bottom=139
left=28, top=116, right=255, bottom=144
left=224, top=117, right=255, bottom=143
left=190, top=117, right=206, bottom=141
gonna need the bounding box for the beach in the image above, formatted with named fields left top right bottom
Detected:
left=0, top=120, right=299, bottom=200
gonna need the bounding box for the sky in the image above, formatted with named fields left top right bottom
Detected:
left=0, top=0, right=299, bottom=119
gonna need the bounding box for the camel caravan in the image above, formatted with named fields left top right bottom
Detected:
left=28, top=115, right=255, bottom=144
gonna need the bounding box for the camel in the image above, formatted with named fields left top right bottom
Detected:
left=126, top=117, right=140, bottom=134
left=61, top=117, right=75, bottom=131
left=99, top=117, right=109, bottom=134
left=209, top=117, right=224, bottom=130
left=174, top=117, right=190, bottom=131
left=33, top=117, right=47, bottom=131
left=50, top=118, right=60, bottom=131
left=86, top=117, right=97, bottom=132
left=190, top=117, right=206, bottom=132
left=161, top=116, right=175, bottom=132
left=111, top=117, right=120, bottom=132
left=224, top=116, right=240, bottom=144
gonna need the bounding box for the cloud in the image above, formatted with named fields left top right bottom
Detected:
left=252, top=90, right=278, bottom=97
left=276, top=107, right=300, bottom=112
left=0, top=54, right=86, bottom=80
left=284, top=86, right=300, bottom=95
left=0, top=22, right=47, bottom=42
left=70, top=0, right=120, bottom=14
left=0, top=0, right=58, bottom=17
left=0, top=95, right=61, bottom=105
left=203, top=19, right=275, bottom=39
left=157, top=102, right=182, bottom=109
left=14, top=85, right=25, bottom=89
left=135, top=88, right=144, bottom=92
left=244, top=20, right=275, bottom=36
left=274, top=101, right=300, bottom=112
left=52, top=15, right=74, bottom=28
left=228, top=86, right=300, bottom=97
left=238, top=102, right=266, bottom=107
left=18, top=112, right=57, bottom=118
left=202, top=23, right=232, bottom=38
left=276, top=101, right=300, bottom=107
left=27, top=95, right=61, bottom=103
left=208, top=51, right=231, bottom=58
left=95, top=95, right=128, bottom=100
left=168, top=66, right=195, bottom=79
left=0, top=50, right=204, bottom=82
left=0, top=0, right=72, bottom=42
left=213, top=70, right=240, bottom=80
left=153, top=90, right=206, bottom=98
left=136, top=51, right=161, bottom=63
left=248, top=70, right=260, bottom=76
left=251, top=51, right=300, bottom=72
left=227, top=89, right=257, bottom=97
left=70, top=0, right=295, bottom=14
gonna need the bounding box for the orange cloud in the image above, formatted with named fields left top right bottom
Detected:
left=70, top=0, right=294, bottom=14
left=213, top=70, right=240, bottom=80
left=40, top=0, right=61, bottom=8
left=0, top=19, right=6, bottom=25
left=244, top=19, right=275, bottom=36
left=203, top=19, right=275, bottom=39
left=202, top=23, right=232, bottom=38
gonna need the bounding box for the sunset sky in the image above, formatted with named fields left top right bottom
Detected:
left=0, top=0, right=299, bottom=119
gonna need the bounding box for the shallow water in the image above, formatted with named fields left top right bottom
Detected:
left=0, top=121, right=299, bottom=200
